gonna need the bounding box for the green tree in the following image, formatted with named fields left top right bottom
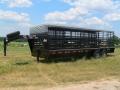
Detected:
left=0, top=37, right=4, bottom=41
left=113, top=35, right=120, bottom=45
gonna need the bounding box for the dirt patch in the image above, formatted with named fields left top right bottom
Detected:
left=0, top=80, right=120, bottom=90
left=44, top=80, right=120, bottom=90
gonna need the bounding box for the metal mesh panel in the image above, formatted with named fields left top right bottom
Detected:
left=30, top=25, right=48, bottom=35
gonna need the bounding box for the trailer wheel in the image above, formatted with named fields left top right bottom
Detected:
left=100, top=49, right=107, bottom=57
left=93, top=49, right=100, bottom=58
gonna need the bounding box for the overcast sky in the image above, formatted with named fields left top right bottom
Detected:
left=0, top=0, right=120, bottom=37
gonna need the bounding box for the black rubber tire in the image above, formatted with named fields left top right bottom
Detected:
left=93, top=49, right=100, bottom=58
left=100, top=49, right=107, bottom=57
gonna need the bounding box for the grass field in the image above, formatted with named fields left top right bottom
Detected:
left=0, top=42, right=120, bottom=88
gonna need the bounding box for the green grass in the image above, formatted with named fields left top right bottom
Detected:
left=0, top=42, right=120, bottom=88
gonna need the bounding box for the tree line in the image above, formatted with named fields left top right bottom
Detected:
left=0, top=37, right=27, bottom=42
left=113, top=35, right=120, bottom=45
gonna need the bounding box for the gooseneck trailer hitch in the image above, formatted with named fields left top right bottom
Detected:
left=3, top=31, right=28, bottom=56
left=3, top=31, right=42, bottom=62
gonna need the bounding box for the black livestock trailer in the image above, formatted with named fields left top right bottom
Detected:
left=4, top=25, right=115, bottom=62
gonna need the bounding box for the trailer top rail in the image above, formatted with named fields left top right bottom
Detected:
left=30, top=24, right=114, bottom=35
